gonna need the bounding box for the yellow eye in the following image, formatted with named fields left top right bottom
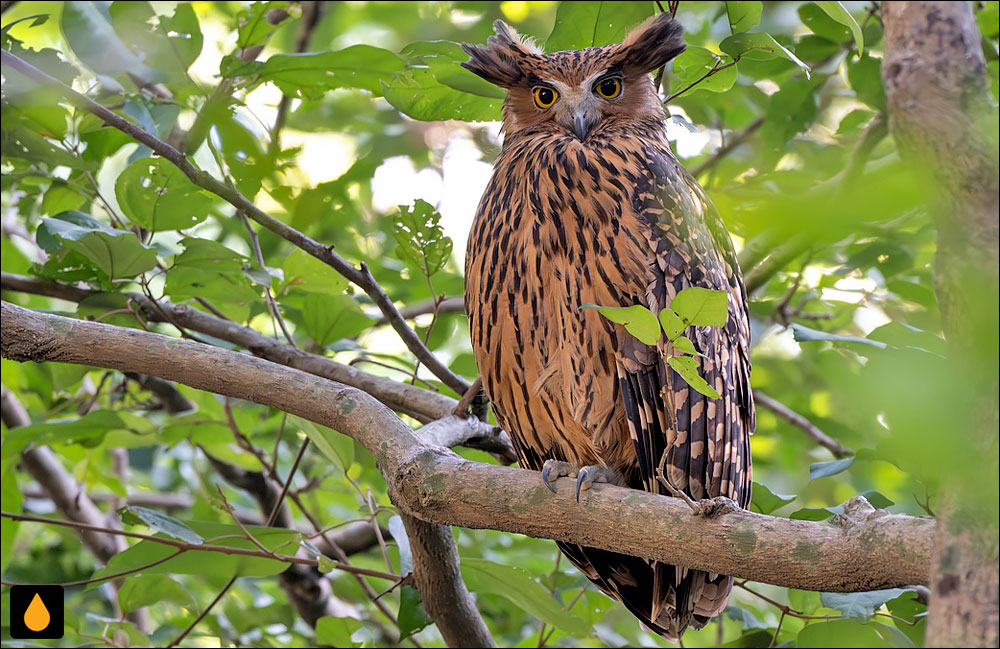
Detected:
left=533, top=86, right=558, bottom=109
left=595, top=77, right=622, bottom=99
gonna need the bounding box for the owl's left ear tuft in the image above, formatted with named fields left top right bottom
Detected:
left=461, top=20, right=542, bottom=88
left=620, top=13, right=686, bottom=73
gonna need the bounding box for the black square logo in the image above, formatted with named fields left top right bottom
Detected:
left=9, top=585, right=64, bottom=639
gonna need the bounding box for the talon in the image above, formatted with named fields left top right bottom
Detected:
left=542, top=464, right=557, bottom=493
left=575, top=467, right=588, bottom=502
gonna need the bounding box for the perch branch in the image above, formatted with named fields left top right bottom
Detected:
left=2, top=301, right=937, bottom=593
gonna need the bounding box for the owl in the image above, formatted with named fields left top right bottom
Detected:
left=461, top=13, right=754, bottom=641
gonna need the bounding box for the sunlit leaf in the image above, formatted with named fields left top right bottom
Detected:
left=545, top=1, right=653, bottom=51
left=115, top=158, right=216, bottom=231
left=37, top=212, right=157, bottom=279
left=671, top=47, right=738, bottom=97
left=726, top=1, right=762, bottom=33
left=667, top=355, right=721, bottom=399
left=670, top=287, right=729, bottom=327
left=814, top=1, right=864, bottom=53
left=582, top=303, right=661, bottom=345
left=720, top=32, right=811, bottom=77
left=394, top=199, right=454, bottom=279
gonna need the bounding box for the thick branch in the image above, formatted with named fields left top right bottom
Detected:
left=0, top=48, right=470, bottom=398
left=0, top=272, right=517, bottom=463
left=1, top=301, right=936, bottom=592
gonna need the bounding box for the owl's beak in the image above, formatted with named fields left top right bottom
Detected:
left=571, top=112, right=596, bottom=141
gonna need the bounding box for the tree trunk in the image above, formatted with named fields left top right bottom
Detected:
left=882, top=3, right=999, bottom=647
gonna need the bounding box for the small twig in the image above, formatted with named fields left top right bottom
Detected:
left=453, top=376, right=484, bottom=416
left=215, top=484, right=277, bottom=556
left=238, top=210, right=297, bottom=347
left=666, top=59, right=737, bottom=102
left=166, top=575, right=238, bottom=648
left=691, top=116, right=765, bottom=178
left=1, top=549, right=184, bottom=588
left=266, top=438, right=308, bottom=526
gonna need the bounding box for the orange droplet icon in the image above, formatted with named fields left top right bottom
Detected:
left=24, top=592, right=51, bottom=632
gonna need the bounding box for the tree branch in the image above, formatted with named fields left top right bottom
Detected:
left=1, top=272, right=516, bottom=463
left=1, top=301, right=937, bottom=592
left=0, top=48, right=471, bottom=398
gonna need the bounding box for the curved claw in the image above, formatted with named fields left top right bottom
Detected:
left=575, top=467, right=588, bottom=502
left=541, top=464, right=557, bottom=493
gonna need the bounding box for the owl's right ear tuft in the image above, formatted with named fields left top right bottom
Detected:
left=620, top=12, right=686, bottom=73
left=461, top=20, right=541, bottom=88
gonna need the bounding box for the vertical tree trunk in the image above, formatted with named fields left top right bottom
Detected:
left=882, top=3, right=999, bottom=647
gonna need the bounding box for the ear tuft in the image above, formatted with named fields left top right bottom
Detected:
left=461, top=21, right=541, bottom=88
left=620, top=13, right=686, bottom=73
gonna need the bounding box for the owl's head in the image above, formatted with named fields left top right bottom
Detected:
left=461, top=13, right=684, bottom=141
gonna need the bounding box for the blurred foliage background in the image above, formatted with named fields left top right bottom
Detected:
left=1, top=1, right=998, bottom=647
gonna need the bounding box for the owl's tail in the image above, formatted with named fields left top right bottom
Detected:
left=557, top=543, right=733, bottom=642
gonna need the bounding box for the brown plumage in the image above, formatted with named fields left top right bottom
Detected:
left=462, top=14, right=754, bottom=640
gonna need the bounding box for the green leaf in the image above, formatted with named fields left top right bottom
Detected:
left=667, top=355, right=721, bottom=399
left=2, top=126, right=97, bottom=171
left=670, top=287, right=729, bottom=327
left=0, top=410, right=145, bottom=460
left=750, top=482, right=795, bottom=514
left=249, top=45, right=405, bottom=99
left=726, top=1, right=762, bottom=33
left=814, top=1, right=864, bottom=54
left=109, top=1, right=203, bottom=84
left=659, top=308, right=685, bottom=339
left=797, top=619, right=897, bottom=648
left=235, top=1, right=293, bottom=51
left=460, top=558, right=587, bottom=636
left=394, top=199, right=453, bottom=278
left=317, top=554, right=335, bottom=574
left=789, top=507, right=834, bottom=521
left=118, top=505, right=204, bottom=544
left=792, top=323, right=887, bottom=349
left=115, top=158, right=216, bottom=231
left=809, top=457, right=855, bottom=480
left=280, top=248, right=348, bottom=295
left=582, top=304, right=660, bottom=345
left=316, top=616, right=362, bottom=647
left=60, top=0, right=163, bottom=82
left=118, top=575, right=195, bottom=613
left=671, top=48, right=738, bottom=97
left=545, top=1, right=654, bottom=51
left=672, top=335, right=702, bottom=356
left=821, top=589, right=904, bottom=620
left=38, top=212, right=158, bottom=279
left=302, top=293, right=374, bottom=347
left=846, top=54, right=886, bottom=110
left=402, top=41, right=505, bottom=99
left=164, top=237, right=261, bottom=322
left=382, top=67, right=503, bottom=122
left=720, top=32, right=811, bottom=77
left=798, top=3, right=852, bottom=44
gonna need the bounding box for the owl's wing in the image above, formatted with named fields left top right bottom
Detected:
left=619, top=149, right=754, bottom=505
left=608, top=150, right=755, bottom=634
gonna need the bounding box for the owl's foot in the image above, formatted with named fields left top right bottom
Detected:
left=541, top=460, right=623, bottom=502
left=656, top=471, right=738, bottom=518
